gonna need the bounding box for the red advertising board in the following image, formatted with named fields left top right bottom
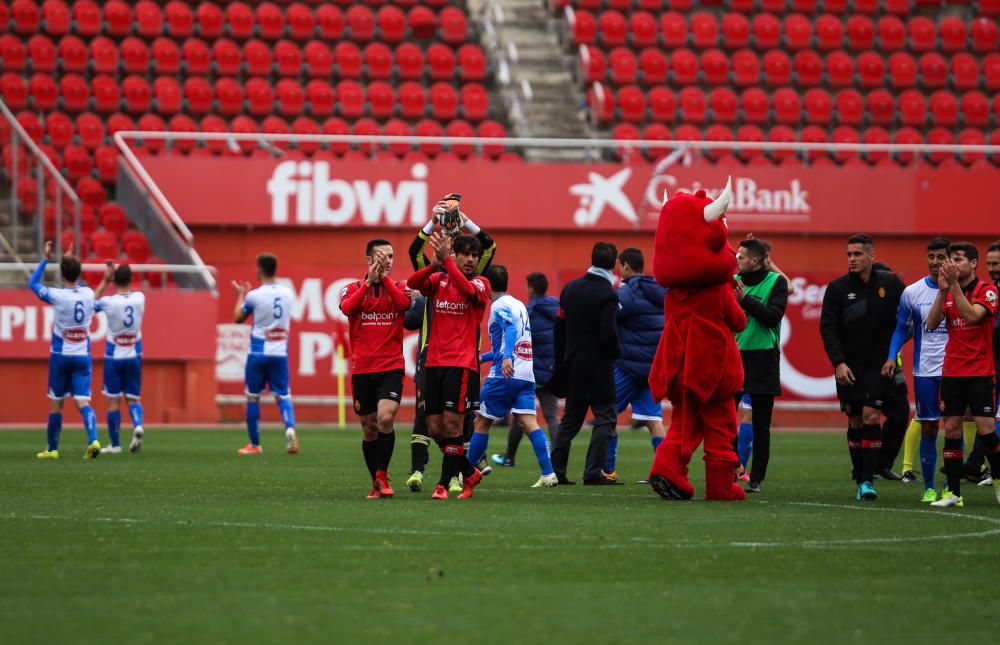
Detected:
left=136, top=152, right=999, bottom=235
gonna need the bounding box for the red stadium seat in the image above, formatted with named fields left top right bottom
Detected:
left=41, top=0, right=70, bottom=37
left=793, top=50, right=822, bottom=86
left=741, top=87, right=769, bottom=124
left=91, top=230, right=118, bottom=261
left=898, top=89, right=927, bottom=126
left=383, top=118, right=412, bottom=158
left=366, top=80, right=395, bottom=119
left=461, top=83, right=489, bottom=121
left=91, top=74, right=120, bottom=114
left=121, top=37, right=150, bottom=75
left=303, top=79, right=333, bottom=118
left=445, top=119, right=474, bottom=158
left=883, top=0, right=910, bottom=15
left=226, top=2, right=255, bottom=40
left=397, top=81, right=425, bottom=119
left=59, top=74, right=88, bottom=113
left=16, top=112, right=43, bottom=142
left=831, top=126, right=860, bottom=163
left=609, top=47, right=638, bottom=85
left=611, top=123, right=640, bottom=161
left=709, top=87, right=738, bottom=124
left=773, top=87, right=801, bottom=125
left=334, top=41, right=362, bottom=79
left=908, top=17, right=936, bottom=52
left=414, top=119, right=443, bottom=157
left=134, top=1, right=163, bottom=38
left=670, top=48, right=698, bottom=85
left=274, top=40, right=303, bottom=77
left=458, top=44, right=487, bottom=82
left=763, top=50, right=791, bottom=86
left=887, top=52, right=916, bottom=89
left=245, top=78, right=275, bottom=117
left=439, top=7, right=468, bottom=46
left=679, top=86, right=707, bottom=124
left=834, top=88, right=863, bottom=125
left=122, top=231, right=151, bottom=264
left=184, top=76, right=213, bottom=116
left=857, top=51, right=885, bottom=88
left=58, top=35, right=88, bottom=73
left=286, top=3, right=315, bottom=42
left=961, top=91, right=989, bottom=127
left=63, top=144, right=91, bottom=181
left=951, top=54, right=980, bottom=91
left=704, top=124, right=734, bottom=161
left=317, top=5, right=344, bottom=41
left=804, top=88, right=832, bottom=125
left=151, top=38, right=181, bottom=75
left=918, top=52, right=948, bottom=90
left=182, top=38, right=211, bottom=76
left=862, top=126, right=890, bottom=164
left=337, top=80, right=365, bottom=119
left=347, top=5, right=376, bottom=43
left=29, top=73, right=58, bottom=112
left=760, top=0, right=786, bottom=12
left=732, top=49, right=760, bottom=87
left=783, top=14, right=812, bottom=50
left=815, top=14, right=843, bottom=51
left=971, top=17, right=998, bottom=54
left=275, top=79, right=304, bottom=118
left=79, top=112, right=107, bottom=149
left=73, top=0, right=101, bottom=37
left=700, top=49, right=729, bottom=85
left=734, top=124, right=765, bottom=161
left=261, top=116, right=290, bottom=152
left=396, top=43, right=425, bottom=81
left=0, top=73, right=27, bottom=110
left=363, top=42, right=393, bottom=80
left=642, top=123, right=671, bottom=160
left=846, top=16, right=874, bottom=51
left=648, top=87, right=676, bottom=123
left=89, top=37, right=118, bottom=75
left=928, top=90, right=958, bottom=127
left=892, top=126, right=921, bottom=165
left=629, top=11, right=658, bottom=48
left=768, top=125, right=797, bottom=161
left=981, top=0, right=1000, bottom=17
left=617, top=85, right=646, bottom=123
left=104, top=0, right=132, bottom=37
left=799, top=125, right=827, bottom=161
left=211, top=77, right=240, bottom=116
left=165, top=1, right=194, bottom=39
left=877, top=16, right=905, bottom=52
left=45, top=112, right=73, bottom=149
left=99, top=203, right=128, bottom=237
left=926, top=127, right=954, bottom=164
left=598, top=10, right=628, bottom=48
left=939, top=16, right=967, bottom=53
left=660, top=11, right=687, bottom=49
left=2, top=35, right=28, bottom=72
left=752, top=13, right=781, bottom=49
left=95, top=145, right=119, bottom=181
left=194, top=2, right=223, bottom=40
left=153, top=76, right=182, bottom=116
left=427, top=43, right=456, bottom=81
left=587, top=83, right=614, bottom=124
left=228, top=115, right=258, bottom=154
left=210, top=39, right=240, bottom=76
left=866, top=89, right=895, bottom=126
left=256, top=2, right=285, bottom=41
left=957, top=128, right=986, bottom=165
left=826, top=50, right=854, bottom=87
left=408, top=6, right=437, bottom=40
left=429, top=81, right=459, bottom=121
left=722, top=12, right=750, bottom=49
left=11, top=0, right=39, bottom=35
left=690, top=11, right=718, bottom=48
left=377, top=6, right=406, bottom=44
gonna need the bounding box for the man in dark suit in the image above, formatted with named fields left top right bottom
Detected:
left=549, top=242, right=622, bottom=485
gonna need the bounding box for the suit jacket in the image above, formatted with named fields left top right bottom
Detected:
left=550, top=272, right=621, bottom=403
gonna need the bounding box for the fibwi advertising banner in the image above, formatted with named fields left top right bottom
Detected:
left=135, top=151, right=999, bottom=235
left=212, top=265, right=848, bottom=405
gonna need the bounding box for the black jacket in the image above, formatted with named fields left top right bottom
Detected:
left=820, top=269, right=904, bottom=375
left=550, top=272, right=621, bottom=403
left=738, top=268, right=788, bottom=395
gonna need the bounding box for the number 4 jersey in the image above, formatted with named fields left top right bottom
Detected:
left=95, top=291, right=146, bottom=359
left=243, top=283, right=295, bottom=356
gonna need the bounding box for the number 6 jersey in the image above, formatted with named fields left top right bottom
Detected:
left=243, top=283, right=295, bottom=356
left=95, top=291, right=146, bottom=359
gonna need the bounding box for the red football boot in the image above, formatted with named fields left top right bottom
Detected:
left=374, top=470, right=394, bottom=497
left=366, top=481, right=381, bottom=499
left=704, top=462, right=746, bottom=501
left=431, top=485, right=448, bottom=500
left=457, top=468, right=482, bottom=499
left=648, top=442, right=694, bottom=500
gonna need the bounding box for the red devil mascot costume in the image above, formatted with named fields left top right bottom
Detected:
left=647, top=177, right=748, bottom=501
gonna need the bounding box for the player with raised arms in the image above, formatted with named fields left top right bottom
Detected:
left=233, top=253, right=299, bottom=456
left=340, top=238, right=413, bottom=498
left=29, top=240, right=101, bottom=459
left=94, top=261, right=146, bottom=454
left=466, top=265, right=558, bottom=489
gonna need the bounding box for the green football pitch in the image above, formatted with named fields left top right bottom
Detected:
left=1, top=427, right=998, bottom=644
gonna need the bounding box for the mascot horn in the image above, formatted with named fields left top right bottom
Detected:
left=647, top=176, right=748, bottom=501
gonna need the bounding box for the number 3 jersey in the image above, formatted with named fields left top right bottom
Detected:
left=243, top=283, right=295, bottom=356
left=95, top=291, right=145, bottom=359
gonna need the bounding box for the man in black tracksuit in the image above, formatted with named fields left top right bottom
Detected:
left=820, top=234, right=904, bottom=501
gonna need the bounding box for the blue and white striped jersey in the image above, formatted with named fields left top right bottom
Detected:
left=29, top=260, right=94, bottom=356
left=95, top=291, right=145, bottom=359
left=243, top=283, right=294, bottom=356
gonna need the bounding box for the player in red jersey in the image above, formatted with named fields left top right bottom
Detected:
left=407, top=232, right=491, bottom=500
left=340, top=239, right=413, bottom=499
left=926, top=242, right=1000, bottom=507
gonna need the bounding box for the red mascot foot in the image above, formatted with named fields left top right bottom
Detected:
left=649, top=443, right=695, bottom=500
left=704, top=463, right=746, bottom=501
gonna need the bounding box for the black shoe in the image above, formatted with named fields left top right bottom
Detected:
left=745, top=481, right=761, bottom=494
left=556, top=474, right=576, bottom=485
left=879, top=469, right=903, bottom=481
left=900, top=470, right=918, bottom=484
left=583, top=477, right=622, bottom=485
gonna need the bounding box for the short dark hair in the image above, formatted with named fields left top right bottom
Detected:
left=618, top=247, right=644, bottom=273
left=591, top=242, right=617, bottom=270
left=453, top=235, right=481, bottom=257
left=739, top=239, right=768, bottom=261
left=256, top=252, right=278, bottom=278
left=526, top=272, right=548, bottom=295
left=927, top=237, right=951, bottom=252
left=60, top=255, right=81, bottom=283
left=948, top=242, right=979, bottom=262
left=847, top=233, right=874, bottom=248
left=485, top=264, right=508, bottom=292
left=365, top=238, right=391, bottom=256
left=987, top=240, right=1000, bottom=254
left=113, top=264, right=132, bottom=287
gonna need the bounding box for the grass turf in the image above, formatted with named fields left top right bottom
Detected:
left=1, top=426, right=998, bottom=644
